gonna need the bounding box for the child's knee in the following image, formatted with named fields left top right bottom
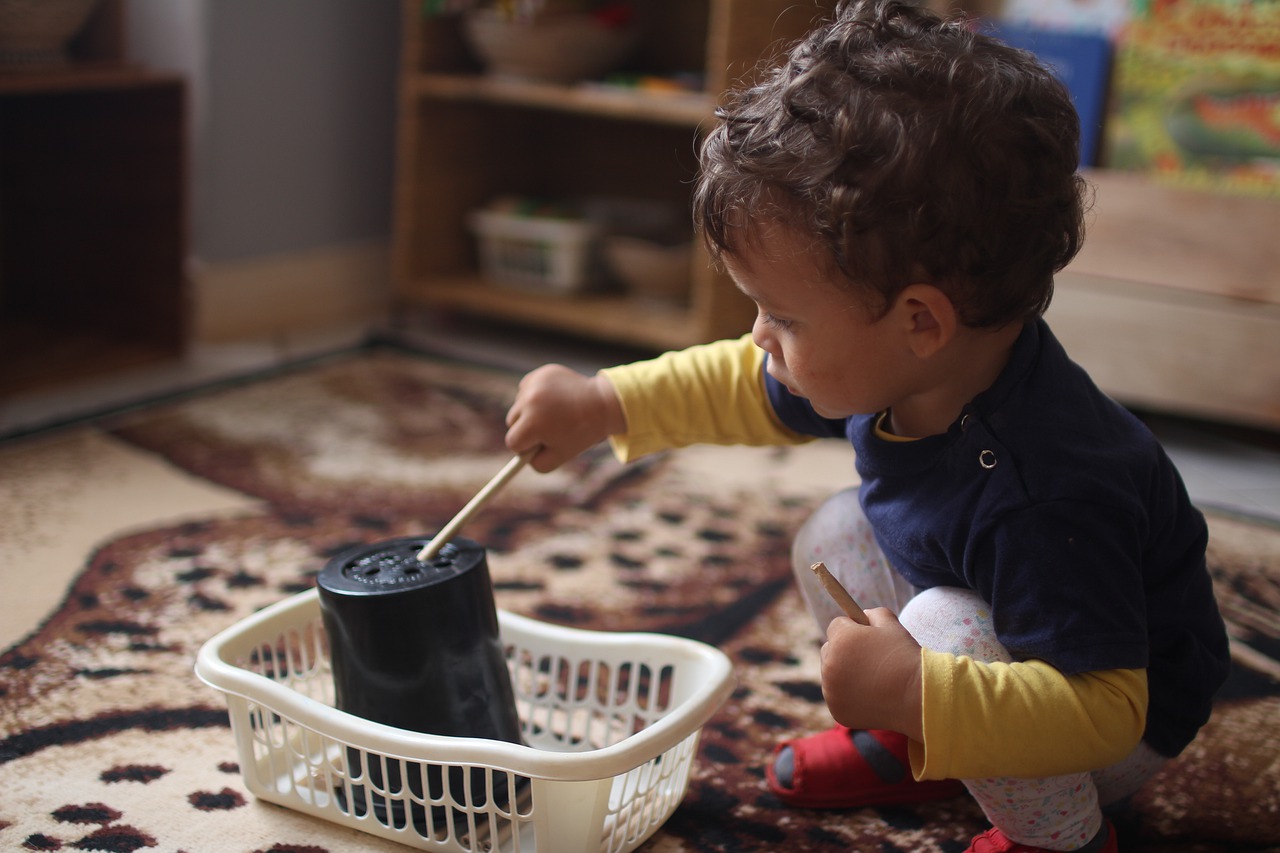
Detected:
left=791, top=486, right=866, bottom=571
left=790, top=486, right=920, bottom=634
left=790, top=487, right=914, bottom=625
left=898, top=586, right=1013, bottom=663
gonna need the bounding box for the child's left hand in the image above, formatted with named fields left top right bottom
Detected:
left=819, top=608, right=925, bottom=742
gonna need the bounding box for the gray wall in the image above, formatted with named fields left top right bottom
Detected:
left=126, top=0, right=400, bottom=264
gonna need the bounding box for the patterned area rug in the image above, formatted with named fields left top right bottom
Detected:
left=2, top=347, right=1278, bottom=852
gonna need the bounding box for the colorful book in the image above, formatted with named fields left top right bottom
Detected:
left=1104, top=4, right=1280, bottom=197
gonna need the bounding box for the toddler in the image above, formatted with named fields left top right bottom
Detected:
left=503, top=2, right=1230, bottom=850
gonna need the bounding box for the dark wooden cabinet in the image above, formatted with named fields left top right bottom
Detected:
left=1, top=1, right=186, bottom=395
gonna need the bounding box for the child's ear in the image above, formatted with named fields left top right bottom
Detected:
left=896, top=284, right=957, bottom=359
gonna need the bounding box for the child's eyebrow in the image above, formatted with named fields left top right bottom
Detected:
left=729, top=275, right=761, bottom=304
left=734, top=284, right=777, bottom=314
left=728, top=270, right=772, bottom=304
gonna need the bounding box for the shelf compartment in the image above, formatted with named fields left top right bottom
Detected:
left=398, top=276, right=703, bottom=351
left=408, top=72, right=714, bottom=128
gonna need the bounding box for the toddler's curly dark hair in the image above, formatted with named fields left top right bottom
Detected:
left=694, top=0, right=1088, bottom=328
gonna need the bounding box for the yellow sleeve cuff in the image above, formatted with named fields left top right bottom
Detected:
left=913, top=649, right=1148, bottom=780
left=600, top=335, right=808, bottom=462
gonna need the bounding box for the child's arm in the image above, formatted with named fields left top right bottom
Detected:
left=914, top=654, right=1147, bottom=780
left=601, top=335, right=809, bottom=461
left=506, top=335, right=809, bottom=471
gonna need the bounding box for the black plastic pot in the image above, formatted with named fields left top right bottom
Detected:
left=317, top=535, right=522, bottom=835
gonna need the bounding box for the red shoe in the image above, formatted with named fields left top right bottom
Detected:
left=966, top=819, right=1117, bottom=853
left=766, top=725, right=966, bottom=809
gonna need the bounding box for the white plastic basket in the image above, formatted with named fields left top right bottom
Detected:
left=195, top=589, right=734, bottom=853
left=468, top=208, right=600, bottom=294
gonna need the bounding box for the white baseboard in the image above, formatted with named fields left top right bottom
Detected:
left=192, top=241, right=391, bottom=343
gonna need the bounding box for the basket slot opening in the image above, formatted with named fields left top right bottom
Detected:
left=505, top=644, right=689, bottom=751
left=604, top=734, right=700, bottom=851
left=241, top=621, right=333, bottom=705
left=338, top=745, right=534, bottom=847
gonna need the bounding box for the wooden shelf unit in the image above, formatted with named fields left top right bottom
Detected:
left=391, top=0, right=838, bottom=351
left=0, top=0, right=187, bottom=396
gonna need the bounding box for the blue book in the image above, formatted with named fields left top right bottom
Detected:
left=983, top=21, right=1113, bottom=168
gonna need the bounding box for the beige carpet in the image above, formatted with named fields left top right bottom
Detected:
left=0, top=430, right=258, bottom=650
left=2, top=347, right=1277, bottom=852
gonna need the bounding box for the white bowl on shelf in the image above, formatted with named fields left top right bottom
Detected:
left=604, top=236, right=693, bottom=304
left=462, top=9, right=637, bottom=85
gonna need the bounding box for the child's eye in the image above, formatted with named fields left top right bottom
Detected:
left=763, top=312, right=793, bottom=331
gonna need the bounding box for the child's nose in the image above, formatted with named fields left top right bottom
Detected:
left=751, top=314, right=779, bottom=356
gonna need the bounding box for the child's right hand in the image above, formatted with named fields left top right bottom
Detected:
left=820, top=608, right=924, bottom=743
left=505, top=364, right=626, bottom=472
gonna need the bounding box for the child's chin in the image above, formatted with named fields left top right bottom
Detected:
left=808, top=400, right=844, bottom=419
left=810, top=399, right=869, bottom=420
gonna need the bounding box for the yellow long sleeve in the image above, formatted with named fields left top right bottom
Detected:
left=600, top=335, right=808, bottom=461
left=912, top=652, right=1148, bottom=780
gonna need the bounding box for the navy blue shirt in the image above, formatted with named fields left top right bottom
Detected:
left=765, top=318, right=1229, bottom=757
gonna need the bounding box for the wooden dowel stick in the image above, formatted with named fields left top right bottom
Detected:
left=810, top=562, right=870, bottom=625
left=416, top=452, right=533, bottom=562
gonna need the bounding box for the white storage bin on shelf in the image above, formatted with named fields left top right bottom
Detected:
left=195, top=588, right=734, bottom=853
left=469, top=206, right=601, bottom=295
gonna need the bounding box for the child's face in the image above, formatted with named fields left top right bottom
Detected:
left=725, top=222, right=919, bottom=420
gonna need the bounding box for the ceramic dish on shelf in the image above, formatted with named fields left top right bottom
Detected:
left=462, top=9, right=637, bottom=85
left=604, top=236, right=693, bottom=305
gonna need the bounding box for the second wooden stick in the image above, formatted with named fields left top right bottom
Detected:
left=810, top=561, right=870, bottom=625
